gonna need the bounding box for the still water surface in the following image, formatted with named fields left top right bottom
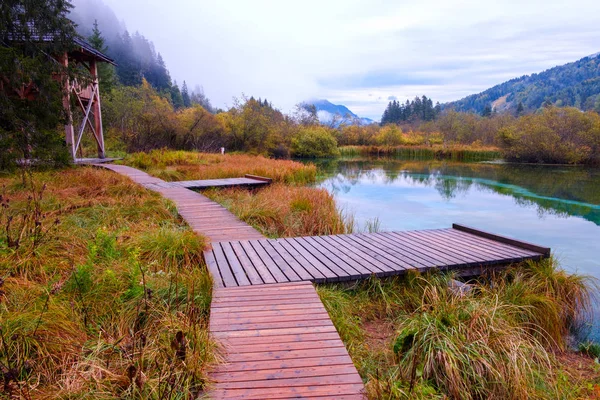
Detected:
left=314, top=157, right=600, bottom=338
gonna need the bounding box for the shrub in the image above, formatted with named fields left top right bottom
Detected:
left=291, top=126, right=340, bottom=158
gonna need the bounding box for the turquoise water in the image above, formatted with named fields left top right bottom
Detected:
left=314, top=158, right=600, bottom=339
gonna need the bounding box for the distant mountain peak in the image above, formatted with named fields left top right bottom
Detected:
left=302, top=99, right=374, bottom=125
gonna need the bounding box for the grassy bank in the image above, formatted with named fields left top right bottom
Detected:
left=339, top=145, right=502, bottom=162
left=0, top=167, right=216, bottom=398
left=204, top=184, right=353, bottom=238
left=123, top=150, right=317, bottom=185
left=317, top=260, right=599, bottom=399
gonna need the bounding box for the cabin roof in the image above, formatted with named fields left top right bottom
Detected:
left=72, top=37, right=116, bottom=66
left=6, top=21, right=116, bottom=65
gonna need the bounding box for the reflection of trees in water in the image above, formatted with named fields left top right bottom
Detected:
left=318, top=158, right=600, bottom=225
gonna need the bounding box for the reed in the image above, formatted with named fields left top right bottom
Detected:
left=339, top=145, right=501, bottom=162
left=205, top=183, right=353, bottom=238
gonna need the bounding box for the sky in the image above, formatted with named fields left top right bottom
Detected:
left=94, top=0, right=600, bottom=120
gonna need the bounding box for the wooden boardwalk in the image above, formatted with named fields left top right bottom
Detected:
left=210, top=282, right=364, bottom=399
left=144, top=174, right=272, bottom=191
left=94, top=163, right=550, bottom=399
left=205, top=225, right=550, bottom=288
left=95, top=164, right=264, bottom=242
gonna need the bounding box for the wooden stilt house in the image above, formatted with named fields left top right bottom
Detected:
left=60, top=38, right=115, bottom=161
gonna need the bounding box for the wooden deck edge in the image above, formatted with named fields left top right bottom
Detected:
left=244, top=174, right=273, bottom=183
left=452, top=224, right=551, bottom=257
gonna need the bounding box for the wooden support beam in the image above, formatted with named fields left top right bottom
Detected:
left=452, top=224, right=551, bottom=257
left=90, top=60, right=105, bottom=159
left=60, top=53, right=75, bottom=160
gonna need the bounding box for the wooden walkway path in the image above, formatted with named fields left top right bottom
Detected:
left=210, top=282, right=364, bottom=399
left=205, top=225, right=550, bottom=288
left=95, top=164, right=264, bottom=242
left=143, top=174, right=272, bottom=191
left=95, top=163, right=550, bottom=399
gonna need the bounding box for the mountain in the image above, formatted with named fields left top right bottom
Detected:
left=303, top=99, right=374, bottom=125
left=445, top=53, right=600, bottom=114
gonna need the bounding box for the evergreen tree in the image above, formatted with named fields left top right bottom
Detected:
left=380, top=95, right=440, bottom=124
left=170, top=80, right=184, bottom=109
left=516, top=101, right=524, bottom=116
left=181, top=80, right=191, bottom=108
left=114, top=30, right=142, bottom=86
left=1, top=0, right=80, bottom=166
left=481, top=105, right=492, bottom=117
left=146, top=52, right=171, bottom=91
left=87, top=20, right=116, bottom=93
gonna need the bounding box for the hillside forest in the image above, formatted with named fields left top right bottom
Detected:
left=1, top=0, right=600, bottom=168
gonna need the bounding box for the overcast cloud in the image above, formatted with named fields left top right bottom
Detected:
left=97, top=0, right=600, bottom=119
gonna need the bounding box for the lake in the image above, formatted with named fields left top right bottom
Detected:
left=313, top=157, right=600, bottom=339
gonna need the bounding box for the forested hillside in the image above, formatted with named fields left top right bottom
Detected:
left=69, top=0, right=213, bottom=111
left=446, top=53, right=600, bottom=114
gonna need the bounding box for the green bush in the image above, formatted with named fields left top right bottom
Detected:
left=291, top=126, right=340, bottom=158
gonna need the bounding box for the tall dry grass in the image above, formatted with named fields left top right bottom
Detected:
left=123, top=149, right=317, bottom=185
left=0, top=167, right=216, bottom=398
left=205, top=184, right=353, bottom=238
left=317, top=262, right=599, bottom=400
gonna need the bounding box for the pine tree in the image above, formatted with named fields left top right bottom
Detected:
left=482, top=105, right=492, bottom=117
left=181, top=80, right=191, bottom=108
left=516, top=102, right=524, bottom=116
left=170, top=80, right=184, bottom=109
left=87, top=20, right=116, bottom=93
left=1, top=0, right=80, bottom=166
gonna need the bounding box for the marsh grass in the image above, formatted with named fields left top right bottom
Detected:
left=123, top=149, right=317, bottom=185
left=339, top=145, right=501, bottom=162
left=0, top=167, right=216, bottom=398
left=205, top=183, right=353, bottom=237
left=317, top=262, right=599, bottom=399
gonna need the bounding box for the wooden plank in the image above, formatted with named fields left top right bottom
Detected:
left=203, top=249, right=224, bottom=288
left=311, top=236, right=381, bottom=276
left=258, top=240, right=302, bottom=282
left=374, top=232, right=464, bottom=267
left=284, top=238, right=339, bottom=281
left=384, top=231, right=477, bottom=265
left=210, top=383, right=365, bottom=399
left=453, top=224, right=550, bottom=257
left=216, top=332, right=342, bottom=347
left=211, top=325, right=339, bottom=339
left=420, top=229, right=519, bottom=261
left=211, top=318, right=335, bottom=333
left=432, top=229, right=531, bottom=261
left=445, top=229, right=538, bottom=258
left=211, top=354, right=354, bottom=373
left=220, top=242, right=251, bottom=286
left=212, top=243, right=239, bottom=287
left=228, top=242, right=264, bottom=285
left=248, top=240, right=290, bottom=283
left=215, top=372, right=363, bottom=389
left=400, top=230, right=488, bottom=263
left=321, top=235, right=394, bottom=276
left=211, top=363, right=359, bottom=382
left=239, top=241, right=277, bottom=284
left=294, top=237, right=359, bottom=280
left=266, top=240, right=314, bottom=281
left=360, top=232, right=440, bottom=269
left=334, top=234, right=404, bottom=271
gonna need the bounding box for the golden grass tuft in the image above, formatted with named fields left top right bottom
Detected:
left=204, top=183, right=353, bottom=237
left=123, top=149, right=317, bottom=185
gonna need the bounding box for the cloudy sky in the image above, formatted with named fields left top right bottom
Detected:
left=100, top=0, right=600, bottom=120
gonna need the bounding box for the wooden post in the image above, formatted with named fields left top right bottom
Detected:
left=61, top=52, right=76, bottom=160
left=90, top=60, right=105, bottom=159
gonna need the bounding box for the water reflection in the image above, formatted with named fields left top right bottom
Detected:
left=316, top=159, right=600, bottom=225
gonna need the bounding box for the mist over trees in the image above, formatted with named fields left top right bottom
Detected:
left=70, top=0, right=213, bottom=111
